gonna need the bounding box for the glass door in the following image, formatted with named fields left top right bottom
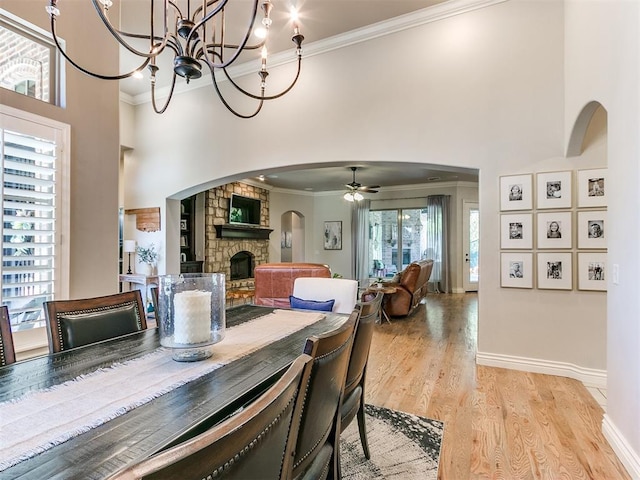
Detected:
left=463, top=202, right=479, bottom=291
left=369, top=209, right=426, bottom=280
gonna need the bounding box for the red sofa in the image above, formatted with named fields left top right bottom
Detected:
left=253, top=263, right=331, bottom=308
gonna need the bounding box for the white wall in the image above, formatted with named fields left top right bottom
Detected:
left=564, top=0, right=640, bottom=473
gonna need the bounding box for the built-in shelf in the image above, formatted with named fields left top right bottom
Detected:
left=214, top=224, right=273, bottom=240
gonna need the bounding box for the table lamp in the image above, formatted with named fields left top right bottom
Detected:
left=123, top=240, right=136, bottom=274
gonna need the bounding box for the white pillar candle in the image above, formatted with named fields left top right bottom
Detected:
left=173, top=290, right=212, bottom=344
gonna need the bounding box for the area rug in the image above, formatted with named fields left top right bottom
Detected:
left=340, top=404, right=443, bottom=480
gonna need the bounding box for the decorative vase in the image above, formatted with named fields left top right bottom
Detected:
left=139, top=263, right=153, bottom=276
left=157, top=273, right=226, bottom=362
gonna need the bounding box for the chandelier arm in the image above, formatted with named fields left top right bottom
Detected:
left=194, top=0, right=259, bottom=68
left=49, top=15, right=150, bottom=80
left=151, top=73, right=178, bottom=114
left=206, top=54, right=302, bottom=101
left=88, top=0, right=171, bottom=59
left=209, top=69, right=264, bottom=119
left=186, top=0, right=234, bottom=47
left=167, top=0, right=185, bottom=20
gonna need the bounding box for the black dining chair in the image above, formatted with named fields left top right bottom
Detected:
left=107, top=353, right=314, bottom=480
left=44, top=290, right=147, bottom=353
left=339, top=292, right=383, bottom=467
left=0, top=305, right=16, bottom=366
left=291, top=309, right=359, bottom=480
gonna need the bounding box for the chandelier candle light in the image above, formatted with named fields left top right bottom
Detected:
left=45, top=0, right=304, bottom=117
left=158, top=273, right=226, bottom=362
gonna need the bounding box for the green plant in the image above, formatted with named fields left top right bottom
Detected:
left=136, top=243, right=158, bottom=265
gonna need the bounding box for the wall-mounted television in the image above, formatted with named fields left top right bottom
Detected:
left=229, top=194, right=261, bottom=226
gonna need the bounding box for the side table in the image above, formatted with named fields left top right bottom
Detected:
left=118, top=273, right=159, bottom=314
left=363, top=284, right=397, bottom=324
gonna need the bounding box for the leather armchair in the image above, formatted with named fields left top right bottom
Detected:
left=254, top=263, right=331, bottom=308
left=383, top=259, right=434, bottom=317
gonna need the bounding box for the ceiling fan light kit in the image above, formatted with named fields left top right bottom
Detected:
left=343, top=166, right=380, bottom=201
left=45, top=0, right=304, bottom=117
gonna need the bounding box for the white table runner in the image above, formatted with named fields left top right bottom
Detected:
left=0, top=309, right=324, bottom=471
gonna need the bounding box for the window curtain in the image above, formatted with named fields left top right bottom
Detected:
left=351, top=199, right=370, bottom=286
left=425, top=195, right=451, bottom=293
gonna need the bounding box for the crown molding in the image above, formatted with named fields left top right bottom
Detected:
left=122, top=0, right=507, bottom=106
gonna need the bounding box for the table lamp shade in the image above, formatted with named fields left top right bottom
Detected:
left=123, top=240, right=136, bottom=253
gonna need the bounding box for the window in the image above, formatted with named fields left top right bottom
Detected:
left=0, top=9, right=60, bottom=104
left=1, top=106, right=70, bottom=330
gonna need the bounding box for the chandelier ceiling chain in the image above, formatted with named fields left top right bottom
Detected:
left=45, top=0, right=304, bottom=117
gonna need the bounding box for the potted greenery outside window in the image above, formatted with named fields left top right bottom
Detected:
left=136, top=243, right=159, bottom=276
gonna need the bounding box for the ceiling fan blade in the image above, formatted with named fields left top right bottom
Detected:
left=361, top=188, right=379, bottom=194
left=360, top=185, right=380, bottom=190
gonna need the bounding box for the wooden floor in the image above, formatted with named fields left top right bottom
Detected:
left=364, top=293, right=630, bottom=480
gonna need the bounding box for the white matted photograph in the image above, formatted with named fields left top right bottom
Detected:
left=501, top=252, right=533, bottom=288
left=537, top=252, right=573, bottom=290
left=500, top=174, right=533, bottom=211
left=578, top=252, right=607, bottom=291
left=536, top=211, right=572, bottom=249
left=577, top=210, right=607, bottom=249
left=500, top=213, right=533, bottom=249
left=536, top=171, right=572, bottom=209
left=577, top=168, right=607, bottom=207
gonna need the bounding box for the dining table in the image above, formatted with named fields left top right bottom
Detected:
left=0, top=304, right=347, bottom=480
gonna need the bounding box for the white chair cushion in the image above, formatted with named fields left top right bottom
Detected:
left=292, top=277, right=359, bottom=314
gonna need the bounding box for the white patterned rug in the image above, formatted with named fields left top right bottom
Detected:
left=341, top=404, right=443, bottom=480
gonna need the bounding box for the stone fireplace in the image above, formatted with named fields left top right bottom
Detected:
left=203, top=182, right=270, bottom=290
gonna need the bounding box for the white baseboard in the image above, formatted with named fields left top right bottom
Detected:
left=602, top=414, right=640, bottom=479
left=452, top=287, right=466, bottom=294
left=476, top=351, right=607, bottom=388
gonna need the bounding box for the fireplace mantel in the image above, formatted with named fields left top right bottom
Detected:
left=214, top=224, right=273, bottom=240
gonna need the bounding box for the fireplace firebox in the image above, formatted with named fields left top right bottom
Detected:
left=230, top=251, right=254, bottom=280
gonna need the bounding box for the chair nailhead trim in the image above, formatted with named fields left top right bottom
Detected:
left=203, top=393, right=297, bottom=479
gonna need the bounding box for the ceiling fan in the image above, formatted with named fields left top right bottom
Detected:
left=343, top=167, right=380, bottom=201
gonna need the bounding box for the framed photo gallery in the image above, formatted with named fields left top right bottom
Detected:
left=499, top=169, right=607, bottom=291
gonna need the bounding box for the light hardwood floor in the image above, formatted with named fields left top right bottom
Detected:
left=364, top=293, right=630, bottom=480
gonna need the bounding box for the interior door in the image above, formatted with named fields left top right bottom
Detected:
left=463, top=202, right=479, bottom=291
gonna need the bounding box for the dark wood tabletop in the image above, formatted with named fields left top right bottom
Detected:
left=0, top=305, right=346, bottom=480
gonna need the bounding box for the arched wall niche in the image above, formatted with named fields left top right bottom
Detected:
left=567, top=101, right=608, bottom=156
left=281, top=211, right=305, bottom=262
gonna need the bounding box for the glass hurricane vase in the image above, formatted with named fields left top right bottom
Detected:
left=157, top=273, right=226, bottom=362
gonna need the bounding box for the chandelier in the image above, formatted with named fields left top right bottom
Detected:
left=45, top=0, right=304, bottom=118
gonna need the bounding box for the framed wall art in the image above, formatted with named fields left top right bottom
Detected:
left=180, top=219, right=187, bottom=231
left=500, top=252, right=533, bottom=288
left=536, top=171, right=572, bottom=209
left=577, top=252, right=607, bottom=291
left=577, top=168, right=607, bottom=207
left=500, top=213, right=533, bottom=249
left=537, top=252, right=573, bottom=290
left=536, top=211, right=572, bottom=249
left=577, top=210, right=607, bottom=249
left=323, top=221, right=342, bottom=250
left=500, top=174, right=533, bottom=211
